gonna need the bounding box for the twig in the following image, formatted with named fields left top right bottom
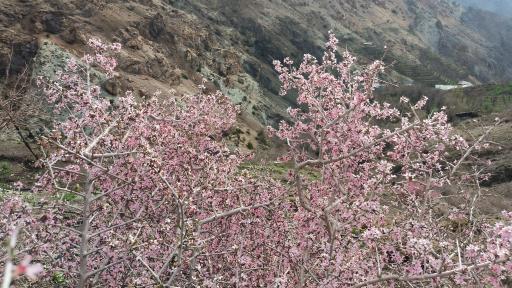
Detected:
left=352, top=257, right=511, bottom=288
left=450, top=121, right=499, bottom=177
left=199, top=202, right=271, bottom=225
left=297, top=122, right=419, bottom=169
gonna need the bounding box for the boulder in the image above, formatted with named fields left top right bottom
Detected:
left=61, top=25, right=87, bottom=45
left=0, top=40, right=38, bottom=77
left=103, top=77, right=122, bottom=96
left=126, top=36, right=144, bottom=50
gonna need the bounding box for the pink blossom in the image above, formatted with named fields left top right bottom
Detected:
left=14, top=256, right=43, bottom=280
left=12, top=181, right=23, bottom=190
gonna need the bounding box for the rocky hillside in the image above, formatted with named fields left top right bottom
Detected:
left=174, top=0, right=512, bottom=83
left=0, top=0, right=512, bottom=160
left=2, top=0, right=512, bottom=126
left=454, top=0, right=512, bottom=18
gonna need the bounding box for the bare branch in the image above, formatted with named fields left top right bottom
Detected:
left=199, top=202, right=271, bottom=225
left=133, top=252, right=162, bottom=285
left=85, top=258, right=126, bottom=279
left=352, top=257, right=511, bottom=288
left=89, top=209, right=143, bottom=238
left=450, top=121, right=499, bottom=176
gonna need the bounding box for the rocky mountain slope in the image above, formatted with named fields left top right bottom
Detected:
left=454, top=0, right=512, bottom=18
left=2, top=0, right=512, bottom=128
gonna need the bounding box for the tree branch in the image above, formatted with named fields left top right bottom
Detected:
left=199, top=202, right=271, bottom=225
left=352, top=257, right=511, bottom=288
left=88, top=209, right=143, bottom=238
left=297, top=122, right=418, bottom=169
left=83, top=118, right=119, bottom=156
left=450, top=121, right=499, bottom=177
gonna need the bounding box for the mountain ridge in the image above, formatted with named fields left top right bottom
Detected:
left=454, top=0, right=512, bottom=18
left=1, top=0, right=512, bottom=131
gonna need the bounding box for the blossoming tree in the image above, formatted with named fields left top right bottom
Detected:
left=1, top=33, right=511, bottom=287
left=6, top=38, right=284, bottom=287
left=269, top=32, right=512, bottom=287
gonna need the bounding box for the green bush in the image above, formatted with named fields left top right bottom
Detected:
left=52, top=271, right=67, bottom=285
left=255, top=130, right=268, bottom=146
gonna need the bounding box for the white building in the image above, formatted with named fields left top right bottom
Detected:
left=435, top=80, right=473, bottom=90
left=458, top=80, right=473, bottom=88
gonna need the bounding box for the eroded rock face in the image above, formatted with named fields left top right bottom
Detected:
left=3, top=0, right=511, bottom=132
left=118, top=54, right=146, bottom=76
left=33, top=41, right=73, bottom=79
left=455, top=0, right=512, bottom=17
left=0, top=40, right=38, bottom=77
left=117, top=27, right=142, bottom=48
left=126, top=36, right=144, bottom=50
left=33, top=40, right=107, bottom=95
left=61, top=25, right=87, bottom=44
left=42, top=12, right=64, bottom=34
left=118, top=53, right=173, bottom=81
left=412, top=14, right=441, bottom=52
left=148, top=13, right=165, bottom=39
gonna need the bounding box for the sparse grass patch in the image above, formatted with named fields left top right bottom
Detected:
left=62, top=192, right=79, bottom=202
left=0, top=186, right=39, bottom=206
left=255, top=130, right=269, bottom=147
left=52, top=271, right=67, bottom=285
left=0, top=161, right=12, bottom=177
left=239, top=161, right=320, bottom=182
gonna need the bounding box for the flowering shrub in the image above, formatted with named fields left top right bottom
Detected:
left=269, top=32, right=512, bottom=287
left=0, top=33, right=510, bottom=287
left=1, top=197, right=48, bottom=287
left=14, top=37, right=284, bottom=287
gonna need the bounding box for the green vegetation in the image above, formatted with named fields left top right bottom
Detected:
left=356, top=45, right=463, bottom=86
left=418, top=48, right=469, bottom=84
left=239, top=162, right=320, bottom=182
left=490, top=83, right=512, bottom=96
left=0, top=161, right=12, bottom=177
left=52, top=271, right=67, bottom=285
left=62, top=192, right=79, bottom=202
left=376, top=82, right=512, bottom=120
left=0, top=182, right=10, bottom=192
left=351, top=226, right=365, bottom=237
left=480, top=83, right=512, bottom=113
left=0, top=187, right=38, bottom=206
left=255, top=130, right=269, bottom=147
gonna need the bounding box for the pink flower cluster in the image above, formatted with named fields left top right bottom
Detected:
left=270, top=31, right=512, bottom=286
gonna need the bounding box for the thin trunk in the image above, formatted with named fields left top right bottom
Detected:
left=79, top=173, right=93, bottom=288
